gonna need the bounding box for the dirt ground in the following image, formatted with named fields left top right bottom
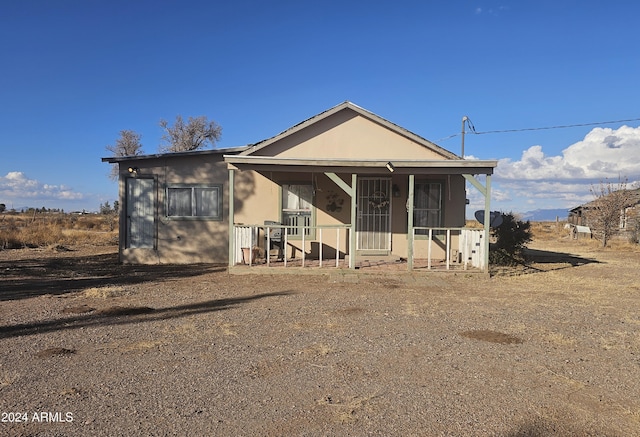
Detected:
left=0, top=237, right=639, bottom=436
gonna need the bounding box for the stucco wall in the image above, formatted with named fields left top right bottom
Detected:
left=118, top=154, right=230, bottom=264
left=253, top=110, right=446, bottom=160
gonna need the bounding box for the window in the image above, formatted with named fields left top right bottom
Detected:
left=167, top=185, right=222, bottom=219
left=414, top=181, right=442, bottom=235
left=282, top=184, right=314, bottom=238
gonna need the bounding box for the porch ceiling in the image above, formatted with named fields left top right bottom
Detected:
left=223, top=155, right=497, bottom=175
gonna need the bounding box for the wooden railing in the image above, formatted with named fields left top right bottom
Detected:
left=233, top=224, right=485, bottom=270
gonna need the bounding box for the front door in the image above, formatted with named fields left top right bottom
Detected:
left=126, top=178, right=155, bottom=249
left=356, top=178, right=391, bottom=252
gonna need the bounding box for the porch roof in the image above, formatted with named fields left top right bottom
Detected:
left=223, top=155, right=497, bottom=175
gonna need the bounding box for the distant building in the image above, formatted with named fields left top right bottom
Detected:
left=568, top=188, right=640, bottom=242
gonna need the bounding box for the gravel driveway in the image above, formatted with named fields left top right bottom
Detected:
left=1, top=239, right=639, bottom=436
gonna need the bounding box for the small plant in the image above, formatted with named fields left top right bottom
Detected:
left=489, top=212, right=532, bottom=266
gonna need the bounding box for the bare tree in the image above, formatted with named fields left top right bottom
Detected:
left=585, top=177, right=633, bottom=247
left=106, top=130, right=144, bottom=180
left=159, top=115, right=222, bottom=152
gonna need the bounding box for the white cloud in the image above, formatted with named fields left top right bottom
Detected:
left=467, top=125, right=640, bottom=215
left=0, top=171, right=85, bottom=206
left=496, top=125, right=640, bottom=181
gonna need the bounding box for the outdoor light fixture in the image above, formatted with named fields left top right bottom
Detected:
left=386, top=162, right=395, bottom=172
left=128, top=166, right=139, bottom=174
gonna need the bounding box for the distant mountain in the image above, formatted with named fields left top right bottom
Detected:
left=520, top=208, right=569, bottom=222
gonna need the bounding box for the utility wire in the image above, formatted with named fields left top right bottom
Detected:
left=474, top=117, right=640, bottom=135
left=437, top=117, right=640, bottom=142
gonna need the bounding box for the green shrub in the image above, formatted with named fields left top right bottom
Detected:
left=489, top=212, right=532, bottom=266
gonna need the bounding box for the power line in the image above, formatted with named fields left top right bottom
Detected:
left=475, top=117, right=640, bottom=135
left=437, top=117, right=640, bottom=142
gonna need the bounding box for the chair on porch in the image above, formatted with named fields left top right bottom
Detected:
left=264, top=220, right=284, bottom=261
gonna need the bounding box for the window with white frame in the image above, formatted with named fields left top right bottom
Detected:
left=414, top=181, right=442, bottom=235
left=167, top=184, right=222, bottom=219
left=282, top=184, right=314, bottom=237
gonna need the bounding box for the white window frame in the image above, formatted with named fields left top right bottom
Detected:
left=281, top=183, right=315, bottom=239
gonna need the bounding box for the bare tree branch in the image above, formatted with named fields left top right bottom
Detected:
left=159, top=115, right=222, bottom=152
left=106, top=130, right=144, bottom=181
left=585, top=177, right=633, bottom=247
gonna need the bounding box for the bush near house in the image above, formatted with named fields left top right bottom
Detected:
left=489, top=212, right=533, bottom=266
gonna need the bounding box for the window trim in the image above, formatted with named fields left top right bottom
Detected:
left=280, top=182, right=316, bottom=240
left=413, top=180, right=444, bottom=239
left=165, top=183, right=223, bottom=221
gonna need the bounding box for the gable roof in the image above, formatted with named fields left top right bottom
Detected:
left=240, top=101, right=460, bottom=160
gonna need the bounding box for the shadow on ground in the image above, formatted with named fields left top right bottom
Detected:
left=524, top=248, right=601, bottom=270
left=0, top=252, right=226, bottom=301
left=0, top=291, right=293, bottom=339
left=490, top=248, right=602, bottom=276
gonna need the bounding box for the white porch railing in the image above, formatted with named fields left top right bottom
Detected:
left=234, top=224, right=350, bottom=267
left=233, top=224, right=485, bottom=271
left=411, top=227, right=485, bottom=270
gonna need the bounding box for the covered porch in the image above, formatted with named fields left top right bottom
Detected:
left=225, top=156, right=497, bottom=273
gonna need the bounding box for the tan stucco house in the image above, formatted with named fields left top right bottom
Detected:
left=103, top=102, right=497, bottom=272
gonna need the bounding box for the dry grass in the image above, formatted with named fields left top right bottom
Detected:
left=0, top=212, right=117, bottom=249
left=81, top=286, right=132, bottom=299
left=530, top=220, right=640, bottom=252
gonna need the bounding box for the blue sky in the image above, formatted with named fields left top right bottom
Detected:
left=2, top=1, right=640, bottom=216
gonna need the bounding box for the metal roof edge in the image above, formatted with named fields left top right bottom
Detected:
left=101, top=145, right=250, bottom=163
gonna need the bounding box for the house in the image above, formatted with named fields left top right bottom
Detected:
left=102, top=102, right=498, bottom=271
left=568, top=188, right=640, bottom=242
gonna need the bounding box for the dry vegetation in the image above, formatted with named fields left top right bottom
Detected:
left=529, top=220, right=640, bottom=251
left=0, top=212, right=117, bottom=250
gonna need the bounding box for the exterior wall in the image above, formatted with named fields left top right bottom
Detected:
left=232, top=171, right=352, bottom=261
left=252, top=110, right=446, bottom=160
left=568, top=209, right=586, bottom=226
left=390, top=174, right=466, bottom=260
left=118, top=154, right=230, bottom=264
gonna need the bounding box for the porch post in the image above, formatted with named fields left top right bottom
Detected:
left=350, top=173, right=357, bottom=269
left=463, top=173, right=492, bottom=273
left=228, top=168, right=235, bottom=268
left=407, top=174, right=415, bottom=271
left=483, top=174, right=491, bottom=273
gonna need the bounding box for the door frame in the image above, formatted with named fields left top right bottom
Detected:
left=125, top=177, right=157, bottom=249
left=356, top=177, right=392, bottom=253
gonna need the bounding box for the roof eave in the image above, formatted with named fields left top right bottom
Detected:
left=224, top=155, right=497, bottom=175
left=102, top=145, right=250, bottom=163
